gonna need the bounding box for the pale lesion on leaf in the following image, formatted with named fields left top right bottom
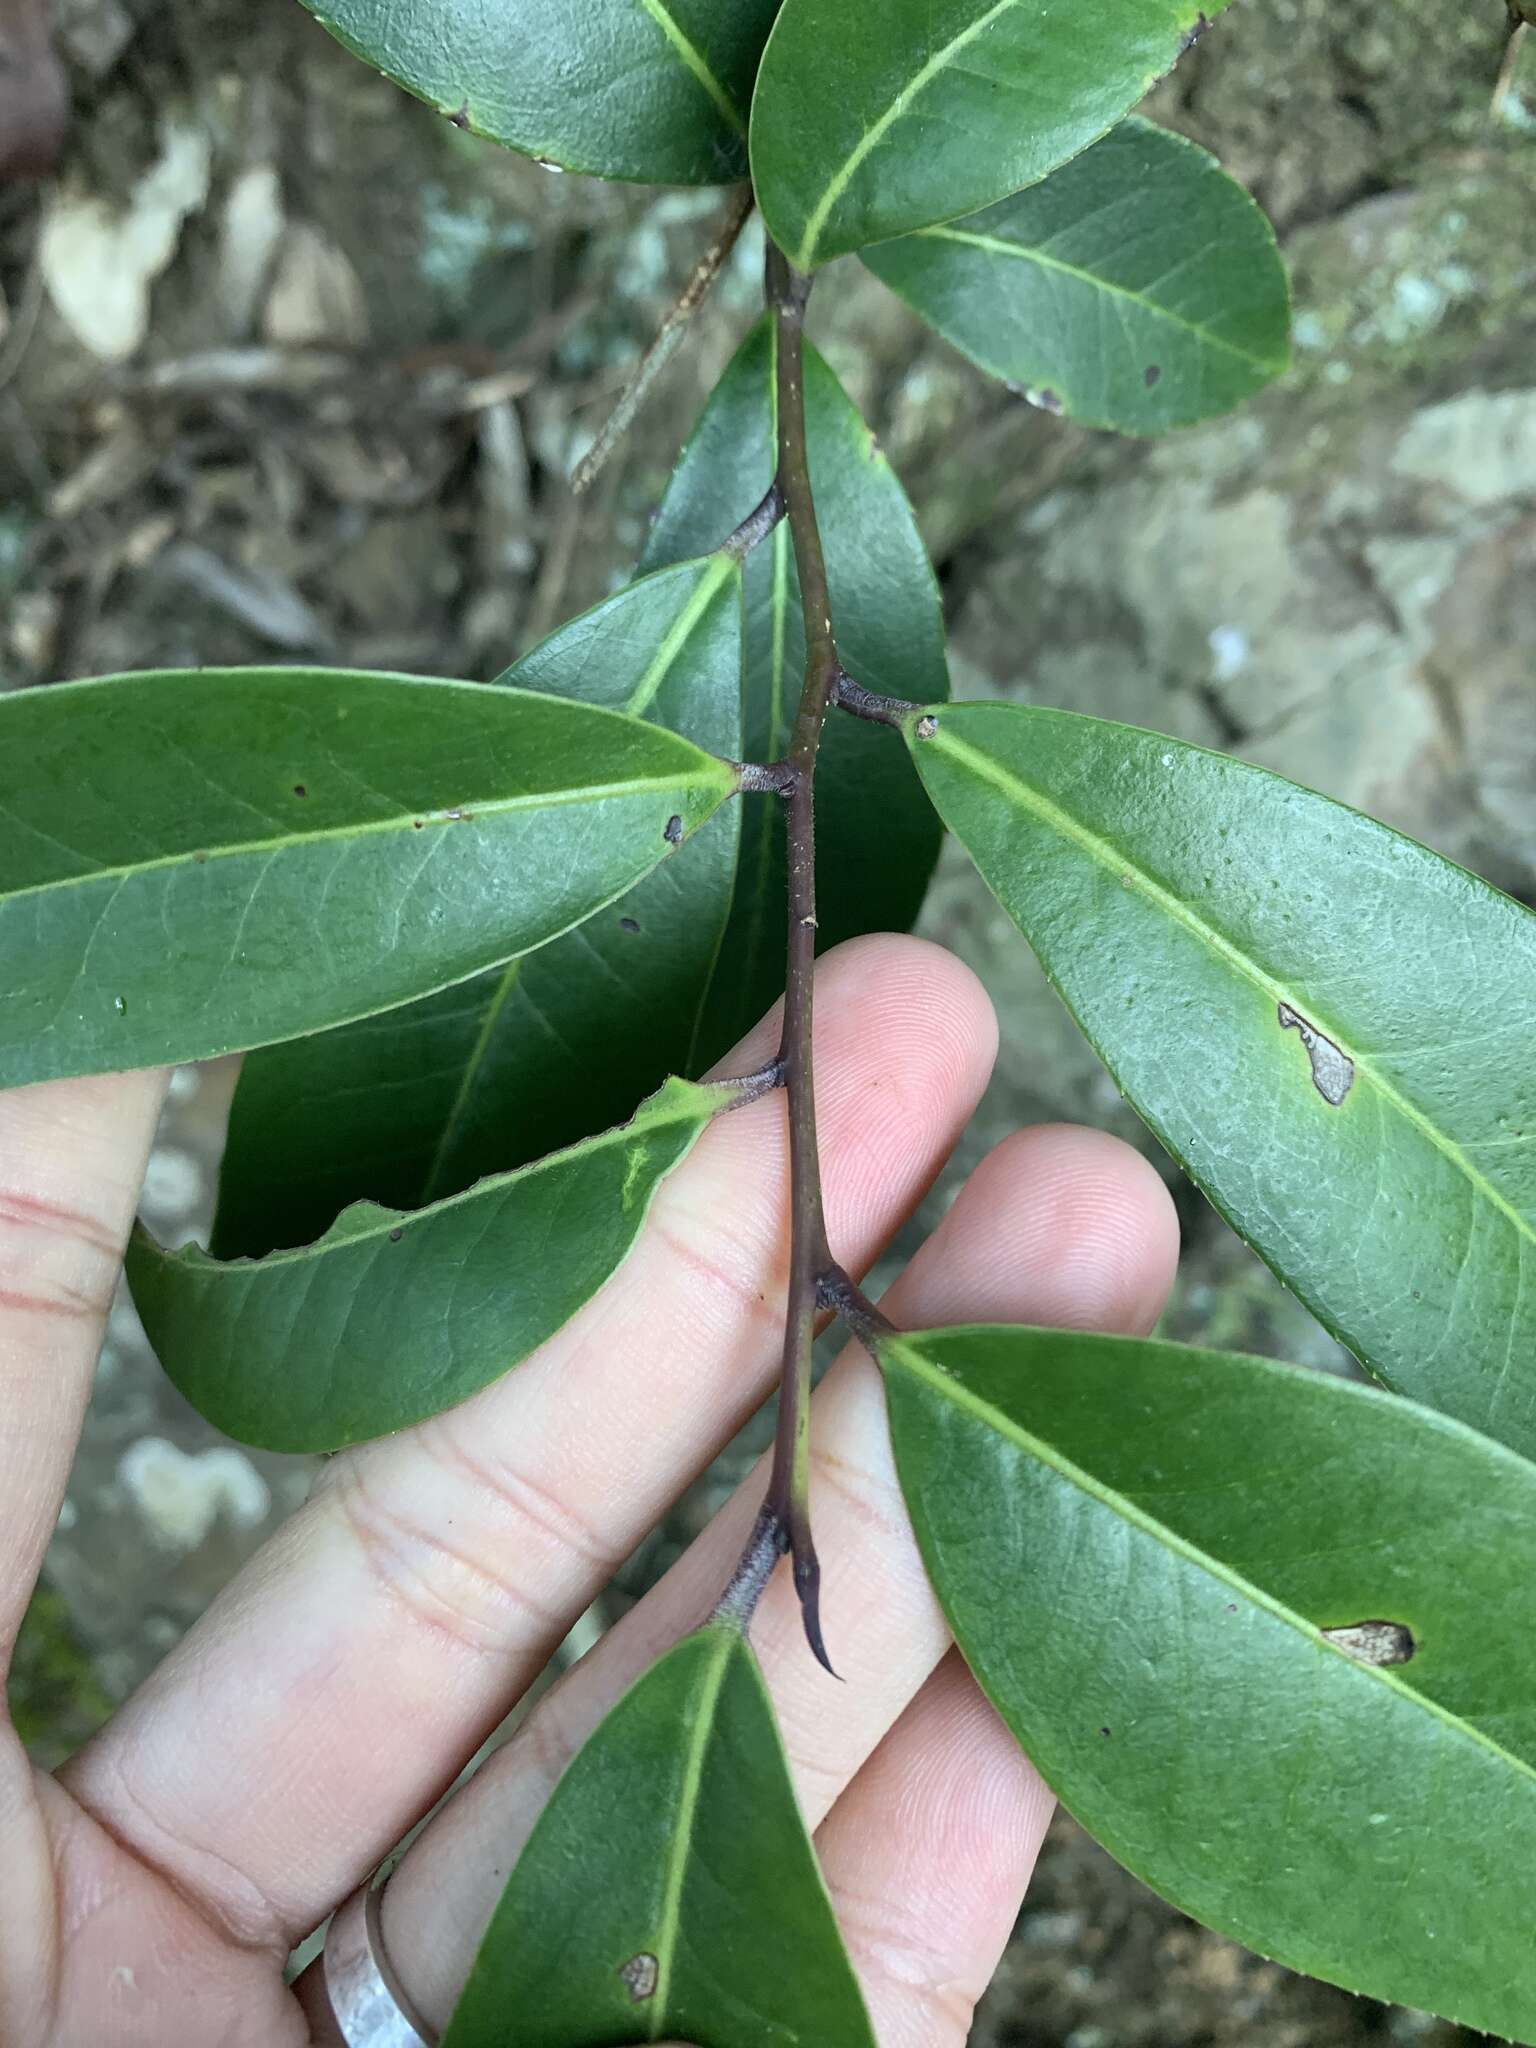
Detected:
left=1322, top=1619, right=1416, bottom=1668
left=619, top=1950, right=659, bottom=2001
left=1277, top=1001, right=1355, bottom=1108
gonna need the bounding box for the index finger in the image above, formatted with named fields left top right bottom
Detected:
left=0, top=1068, right=167, bottom=1662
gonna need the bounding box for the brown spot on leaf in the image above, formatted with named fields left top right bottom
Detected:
left=1277, top=1001, right=1355, bottom=1107
left=618, top=1952, right=659, bottom=2002
left=1323, top=1619, right=1416, bottom=1668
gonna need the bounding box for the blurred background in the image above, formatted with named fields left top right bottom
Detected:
left=2, top=1, right=1533, bottom=2039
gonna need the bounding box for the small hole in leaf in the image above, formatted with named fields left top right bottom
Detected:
left=1323, top=1619, right=1416, bottom=1667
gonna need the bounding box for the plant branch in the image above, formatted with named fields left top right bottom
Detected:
left=735, top=758, right=800, bottom=796
left=705, top=1056, right=785, bottom=1114
left=570, top=185, right=754, bottom=496
left=816, top=1262, right=895, bottom=1351
left=733, top=240, right=848, bottom=1674
left=721, top=476, right=786, bottom=560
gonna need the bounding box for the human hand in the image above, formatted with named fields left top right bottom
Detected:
left=0, top=935, right=1177, bottom=2046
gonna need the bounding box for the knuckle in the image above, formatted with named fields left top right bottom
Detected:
left=422, top=1415, right=613, bottom=1581
left=0, top=1186, right=123, bottom=1328
left=808, top=1443, right=906, bottom=1545
left=330, top=1458, right=567, bottom=1660
left=644, top=1200, right=783, bottom=1339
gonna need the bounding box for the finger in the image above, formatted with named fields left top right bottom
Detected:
left=816, top=1652, right=1053, bottom=2047
left=376, top=1122, right=1179, bottom=2028
left=0, top=1068, right=167, bottom=1662
left=63, top=935, right=999, bottom=1955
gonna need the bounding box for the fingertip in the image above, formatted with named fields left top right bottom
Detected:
left=813, top=935, right=998, bottom=1154
left=887, top=1122, right=1180, bottom=1337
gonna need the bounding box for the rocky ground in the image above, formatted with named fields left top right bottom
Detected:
left=2, top=1, right=1532, bottom=2040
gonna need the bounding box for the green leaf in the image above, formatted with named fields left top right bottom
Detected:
left=298, top=0, right=781, bottom=184
left=212, top=559, right=742, bottom=1258
left=0, top=669, right=735, bottom=1090
left=908, top=702, right=1536, bottom=1453
left=642, top=315, right=947, bottom=1058
left=750, top=0, right=1233, bottom=269
left=863, top=120, right=1290, bottom=434
left=127, top=1076, right=714, bottom=1452
left=880, top=1324, right=1536, bottom=2041
left=441, top=1623, right=875, bottom=2048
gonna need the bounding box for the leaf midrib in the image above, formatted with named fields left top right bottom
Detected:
left=908, top=223, right=1284, bottom=371
left=418, top=960, right=524, bottom=1209
left=884, top=1334, right=1536, bottom=1795
left=926, top=724, right=1536, bottom=1253
left=412, top=557, right=738, bottom=1205
left=793, top=0, right=1020, bottom=267
left=2, top=769, right=715, bottom=907
left=625, top=554, right=738, bottom=720
left=634, top=0, right=746, bottom=138
left=649, top=1630, right=732, bottom=2028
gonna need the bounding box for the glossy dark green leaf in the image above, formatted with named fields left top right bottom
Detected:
left=442, top=1623, right=875, bottom=2048
left=643, top=315, right=947, bottom=1057
left=299, top=0, right=781, bottom=184
left=750, top=0, right=1234, bottom=268
left=863, top=120, right=1290, bottom=434
left=881, top=1325, right=1536, bottom=2040
left=0, top=670, right=735, bottom=1090
left=128, top=1076, right=715, bottom=1452
left=212, top=559, right=742, bottom=1258
left=909, top=702, right=1536, bottom=1453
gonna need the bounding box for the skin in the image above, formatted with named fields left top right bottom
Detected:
left=0, top=934, right=1178, bottom=2047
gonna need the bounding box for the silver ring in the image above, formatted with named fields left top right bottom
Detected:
left=323, top=1877, right=440, bottom=2047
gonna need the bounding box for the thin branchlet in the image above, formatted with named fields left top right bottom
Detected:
left=735, top=759, right=800, bottom=796
left=831, top=670, right=920, bottom=731
left=705, top=1057, right=786, bottom=1113
left=815, top=1262, right=895, bottom=1352
left=571, top=185, right=754, bottom=495
left=722, top=477, right=787, bottom=561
